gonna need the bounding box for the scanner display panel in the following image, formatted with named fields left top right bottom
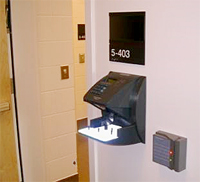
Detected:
left=84, top=72, right=138, bottom=107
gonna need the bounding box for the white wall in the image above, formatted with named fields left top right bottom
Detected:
left=72, top=0, right=88, bottom=120
left=11, top=0, right=78, bottom=181
left=36, top=0, right=77, bottom=181
left=85, top=0, right=200, bottom=181
left=11, top=1, right=45, bottom=181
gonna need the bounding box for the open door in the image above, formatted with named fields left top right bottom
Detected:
left=0, top=0, right=21, bottom=181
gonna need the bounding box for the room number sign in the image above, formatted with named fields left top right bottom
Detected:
left=111, top=49, right=131, bottom=59
left=109, top=42, right=144, bottom=65
left=109, top=12, right=145, bottom=65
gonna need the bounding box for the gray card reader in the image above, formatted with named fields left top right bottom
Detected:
left=153, top=131, right=187, bottom=172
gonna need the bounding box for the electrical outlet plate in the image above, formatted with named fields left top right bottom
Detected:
left=79, top=54, right=85, bottom=63
left=60, top=65, right=69, bottom=80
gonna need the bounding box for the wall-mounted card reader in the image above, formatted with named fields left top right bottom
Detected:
left=153, top=131, right=187, bottom=172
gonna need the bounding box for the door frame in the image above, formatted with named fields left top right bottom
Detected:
left=6, top=0, right=24, bottom=181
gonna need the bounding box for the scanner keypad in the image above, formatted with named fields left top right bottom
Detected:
left=91, top=83, right=108, bottom=95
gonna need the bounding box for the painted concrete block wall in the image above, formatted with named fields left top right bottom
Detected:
left=11, top=1, right=45, bottom=181
left=86, top=0, right=200, bottom=182
left=11, top=0, right=78, bottom=181
left=36, top=0, right=77, bottom=181
left=72, top=0, right=87, bottom=120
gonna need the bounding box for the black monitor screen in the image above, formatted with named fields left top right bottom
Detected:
left=110, top=12, right=145, bottom=42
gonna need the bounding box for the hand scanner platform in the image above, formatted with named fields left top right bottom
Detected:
left=78, top=71, right=146, bottom=145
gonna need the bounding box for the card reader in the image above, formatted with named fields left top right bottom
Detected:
left=153, top=131, right=187, bottom=172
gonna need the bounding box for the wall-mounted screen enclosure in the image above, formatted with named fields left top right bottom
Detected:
left=109, top=12, right=145, bottom=65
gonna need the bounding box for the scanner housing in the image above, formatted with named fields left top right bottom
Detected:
left=83, top=71, right=146, bottom=145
